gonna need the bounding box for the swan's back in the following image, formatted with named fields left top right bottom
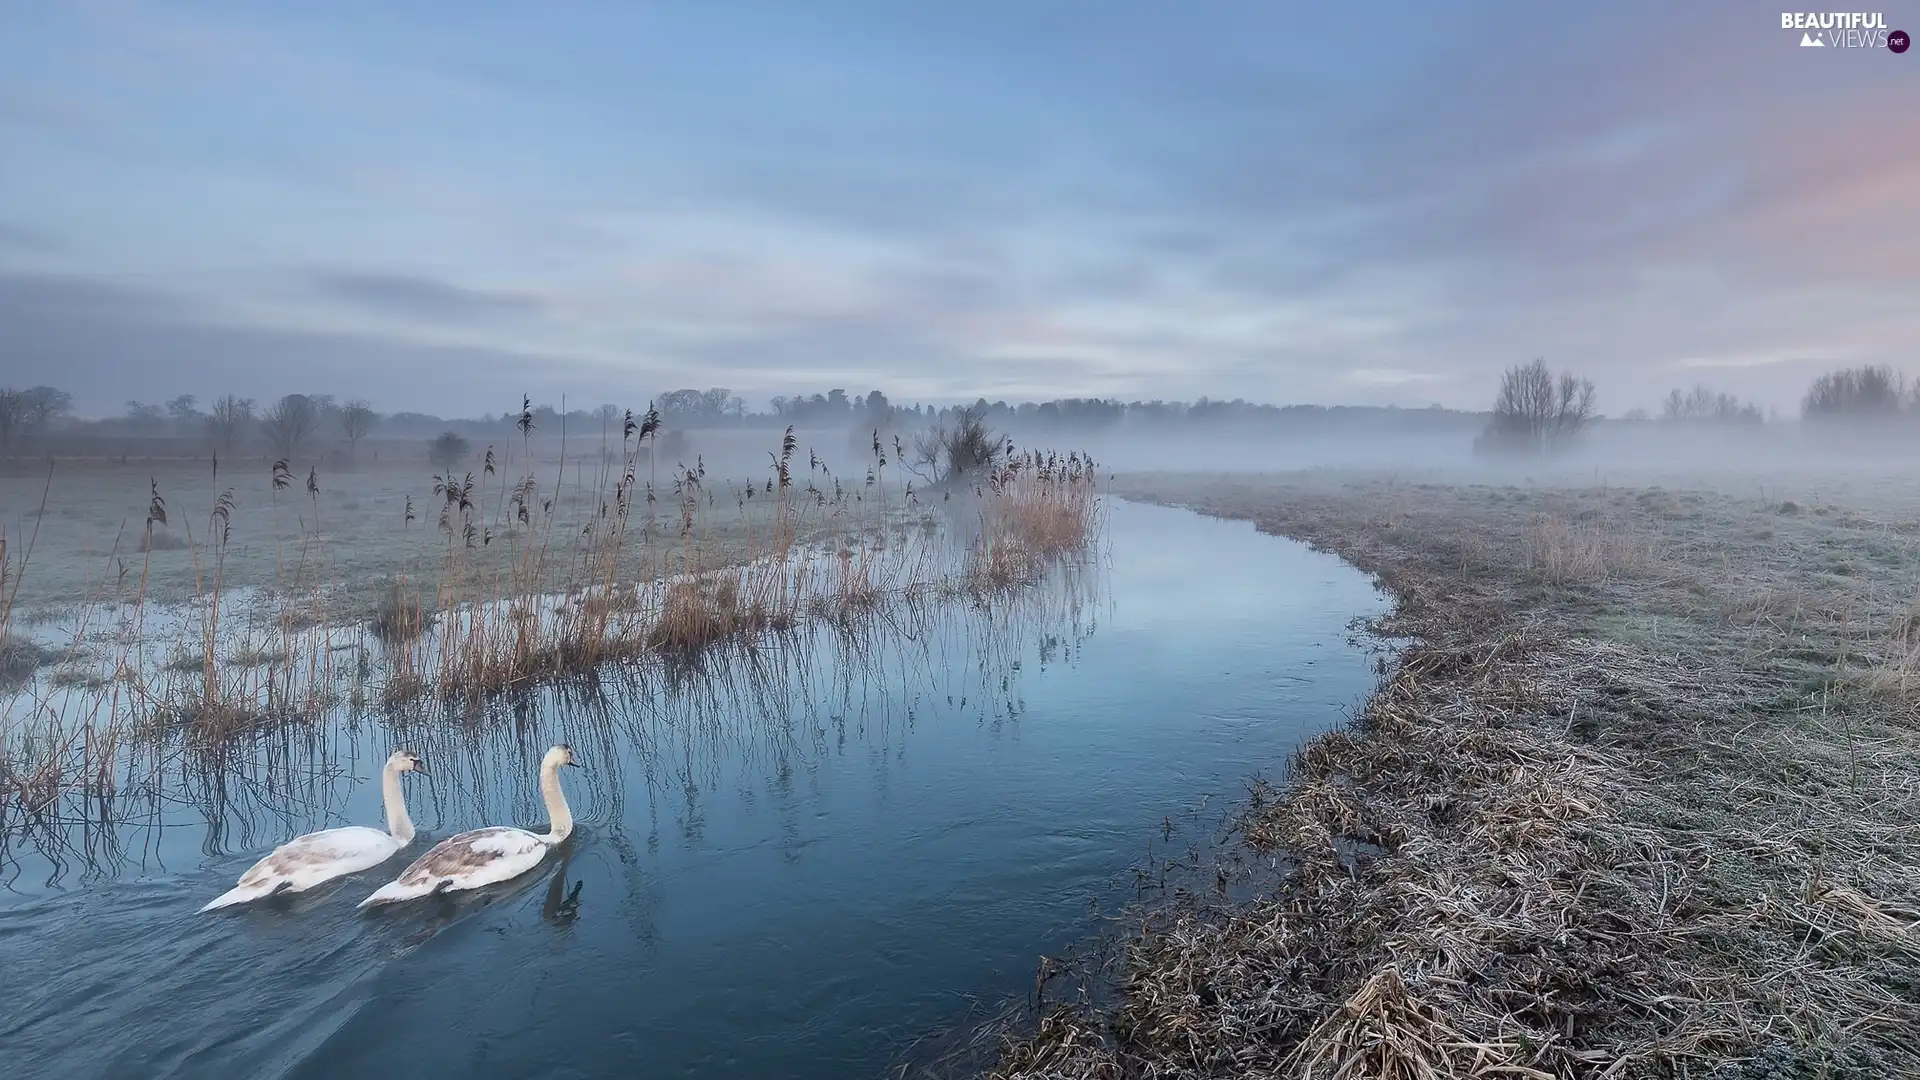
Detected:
left=202, top=827, right=403, bottom=911
left=359, top=827, right=548, bottom=906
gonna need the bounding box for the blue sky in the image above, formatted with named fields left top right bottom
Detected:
left=1, top=1, right=1914, bottom=416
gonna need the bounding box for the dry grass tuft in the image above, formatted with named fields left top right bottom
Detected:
left=370, top=578, right=435, bottom=643
left=650, top=577, right=746, bottom=656
left=1806, top=877, right=1920, bottom=944
left=0, top=635, right=52, bottom=688
left=1521, top=513, right=1654, bottom=587
left=1287, top=966, right=1542, bottom=1080
left=1863, top=595, right=1920, bottom=710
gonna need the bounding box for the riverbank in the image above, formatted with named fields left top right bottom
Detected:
left=990, top=471, right=1920, bottom=1079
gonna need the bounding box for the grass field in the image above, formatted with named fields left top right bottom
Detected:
left=986, top=467, right=1920, bottom=1080
left=0, top=426, right=917, bottom=624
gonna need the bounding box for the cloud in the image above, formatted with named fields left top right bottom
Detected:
left=1346, top=368, right=1448, bottom=386
left=1675, top=351, right=1844, bottom=370
left=310, top=271, right=545, bottom=323
left=0, top=84, right=115, bottom=136
left=0, top=272, right=594, bottom=413
left=1, top=1, right=1916, bottom=417
left=0, top=221, right=59, bottom=253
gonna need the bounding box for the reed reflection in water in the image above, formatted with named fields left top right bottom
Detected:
left=1, top=548, right=1105, bottom=894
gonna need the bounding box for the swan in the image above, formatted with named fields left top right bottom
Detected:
left=359, top=744, right=581, bottom=907
left=201, top=749, right=426, bottom=911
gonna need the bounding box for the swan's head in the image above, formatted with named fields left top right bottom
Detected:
left=386, top=749, right=427, bottom=776
left=543, top=744, right=581, bottom=771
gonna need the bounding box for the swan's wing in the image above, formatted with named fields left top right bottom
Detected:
left=392, top=827, right=546, bottom=888
left=237, top=826, right=396, bottom=887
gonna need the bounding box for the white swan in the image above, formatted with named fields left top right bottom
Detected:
left=359, top=744, right=580, bottom=907
left=202, top=749, right=425, bottom=911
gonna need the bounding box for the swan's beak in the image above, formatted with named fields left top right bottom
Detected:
left=413, top=764, right=430, bottom=777
left=567, top=761, right=583, bottom=770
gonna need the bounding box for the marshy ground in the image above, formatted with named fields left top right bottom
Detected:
left=0, top=454, right=925, bottom=627
left=986, top=468, right=1920, bottom=1080
left=0, top=441, right=1102, bottom=842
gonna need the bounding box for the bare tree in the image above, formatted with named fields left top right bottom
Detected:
left=206, top=394, right=255, bottom=455
left=338, top=399, right=377, bottom=457
left=165, top=394, right=202, bottom=434
left=261, top=393, right=319, bottom=458
left=1476, top=359, right=1595, bottom=457
left=1802, top=365, right=1905, bottom=422
left=1661, top=384, right=1762, bottom=424
left=908, top=404, right=1001, bottom=484
left=656, top=389, right=705, bottom=420
left=0, top=386, right=73, bottom=455
left=0, top=389, right=23, bottom=455
left=125, top=400, right=166, bottom=433
left=22, top=386, right=72, bottom=432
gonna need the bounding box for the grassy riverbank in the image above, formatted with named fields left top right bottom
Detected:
left=990, top=470, right=1920, bottom=1079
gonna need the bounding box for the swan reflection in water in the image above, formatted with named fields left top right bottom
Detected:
left=541, top=852, right=584, bottom=925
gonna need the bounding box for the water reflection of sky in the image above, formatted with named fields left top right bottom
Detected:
left=3, top=499, right=1387, bottom=1080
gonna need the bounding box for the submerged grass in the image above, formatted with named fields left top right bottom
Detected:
left=970, top=471, right=1920, bottom=1080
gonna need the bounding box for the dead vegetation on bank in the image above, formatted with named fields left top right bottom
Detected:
left=980, top=472, right=1920, bottom=1080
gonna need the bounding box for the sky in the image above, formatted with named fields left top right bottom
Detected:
left=0, top=1, right=1914, bottom=418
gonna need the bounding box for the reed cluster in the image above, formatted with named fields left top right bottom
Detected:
left=1, top=410, right=1103, bottom=832
left=9, top=559, right=1104, bottom=879
left=967, top=451, right=1104, bottom=590
left=1519, top=511, right=1655, bottom=587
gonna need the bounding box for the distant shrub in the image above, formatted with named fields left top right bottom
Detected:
left=1802, top=365, right=1905, bottom=422
left=1661, top=385, right=1763, bottom=424
left=427, top=431, right=470, bottom=472
left=138, top=528, right=190, bottom=553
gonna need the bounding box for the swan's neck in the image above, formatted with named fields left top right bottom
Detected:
left=538, top=760, right=574, bottom=844
left=381, top=762, right=415, bottom=845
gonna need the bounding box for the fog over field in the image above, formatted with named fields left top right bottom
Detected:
left=4, top=4, right=1919, bottom=1080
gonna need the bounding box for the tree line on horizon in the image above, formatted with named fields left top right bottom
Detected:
left=1475, top=360, right=1918, bottom=457
left=4, top=363, right=1908, bottom=462
left=0, top=384, right=1491, bottom=459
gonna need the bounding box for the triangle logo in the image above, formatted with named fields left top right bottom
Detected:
left=1801, top=31, right=1825, bottom=45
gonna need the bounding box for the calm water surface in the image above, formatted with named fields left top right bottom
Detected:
left=2, top=500, right=1385, bottom=1079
